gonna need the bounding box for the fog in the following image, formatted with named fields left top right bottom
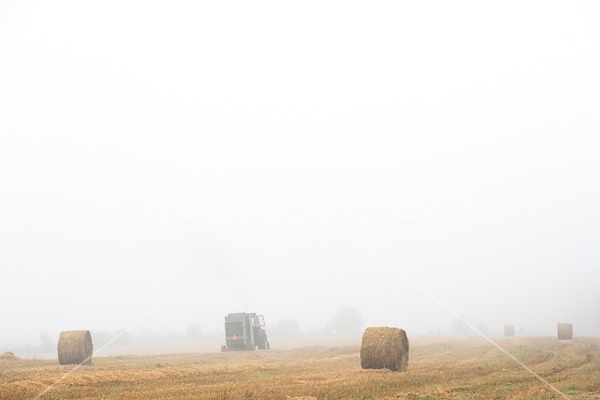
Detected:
left=1, top=1, right=600, bottom=355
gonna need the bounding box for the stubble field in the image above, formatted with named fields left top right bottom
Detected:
left=1, top=337, right=599, bottom=400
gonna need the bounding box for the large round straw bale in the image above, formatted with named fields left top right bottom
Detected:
left=360, top=327, right=409, bottom=372
left=557, top=323, right=573, bottom=340
left=504, top=325, right=515, bottom=337
left=57, top=330, right=93, bottom=365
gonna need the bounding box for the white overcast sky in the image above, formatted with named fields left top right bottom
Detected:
left=1, top=1, right=600, bottom=345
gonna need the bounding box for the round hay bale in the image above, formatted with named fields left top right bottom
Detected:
left=360, top=327, right=409, bottom=372
left=557, top=323, right=573, bottom=340
left=57, top=330, right=93, bottom=365
left=504, top=325, right=515, bottom=337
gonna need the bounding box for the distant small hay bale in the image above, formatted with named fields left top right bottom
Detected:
left=557, top=323, right=573, bottom=340
left=504, top=325, right=515, bottom=337
left=360, top=327, right=409, bottom=372
left=0, top=352, right=21, bottom=361
left=57, top=330, right=93, bottom=365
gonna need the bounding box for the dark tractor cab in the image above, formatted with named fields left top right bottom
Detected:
left=221, top=312, right=270, bottom=352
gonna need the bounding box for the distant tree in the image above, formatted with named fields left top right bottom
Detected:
left=269, top=319, right=301, bottom=338
left=330, top=307, right=364, bottom=337
left=93, top=330, right=133, bottom=348
left=112, top=329, right=133, bottom=347
left=477, top=322, right=489, bottom=335
left=91, top=331, right=113, bottom=348
left=186, top=323, right=202, bottom=339
left=305, top=324, right=334, bottom=338
left=450, top=318, right=471, bottom=336
left=39, top=332, right=53, bottom=352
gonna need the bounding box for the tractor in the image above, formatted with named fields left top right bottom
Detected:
left=221, top=312, right=270, bottom=352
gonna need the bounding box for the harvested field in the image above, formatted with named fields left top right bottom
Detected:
left=1, top=337, right=599, bottom=399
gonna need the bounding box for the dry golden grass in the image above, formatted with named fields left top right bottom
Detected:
left=1, top=337, right=599, bottom=399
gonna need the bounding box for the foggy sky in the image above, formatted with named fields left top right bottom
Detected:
left=1, top=1, right=600, bottom=348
